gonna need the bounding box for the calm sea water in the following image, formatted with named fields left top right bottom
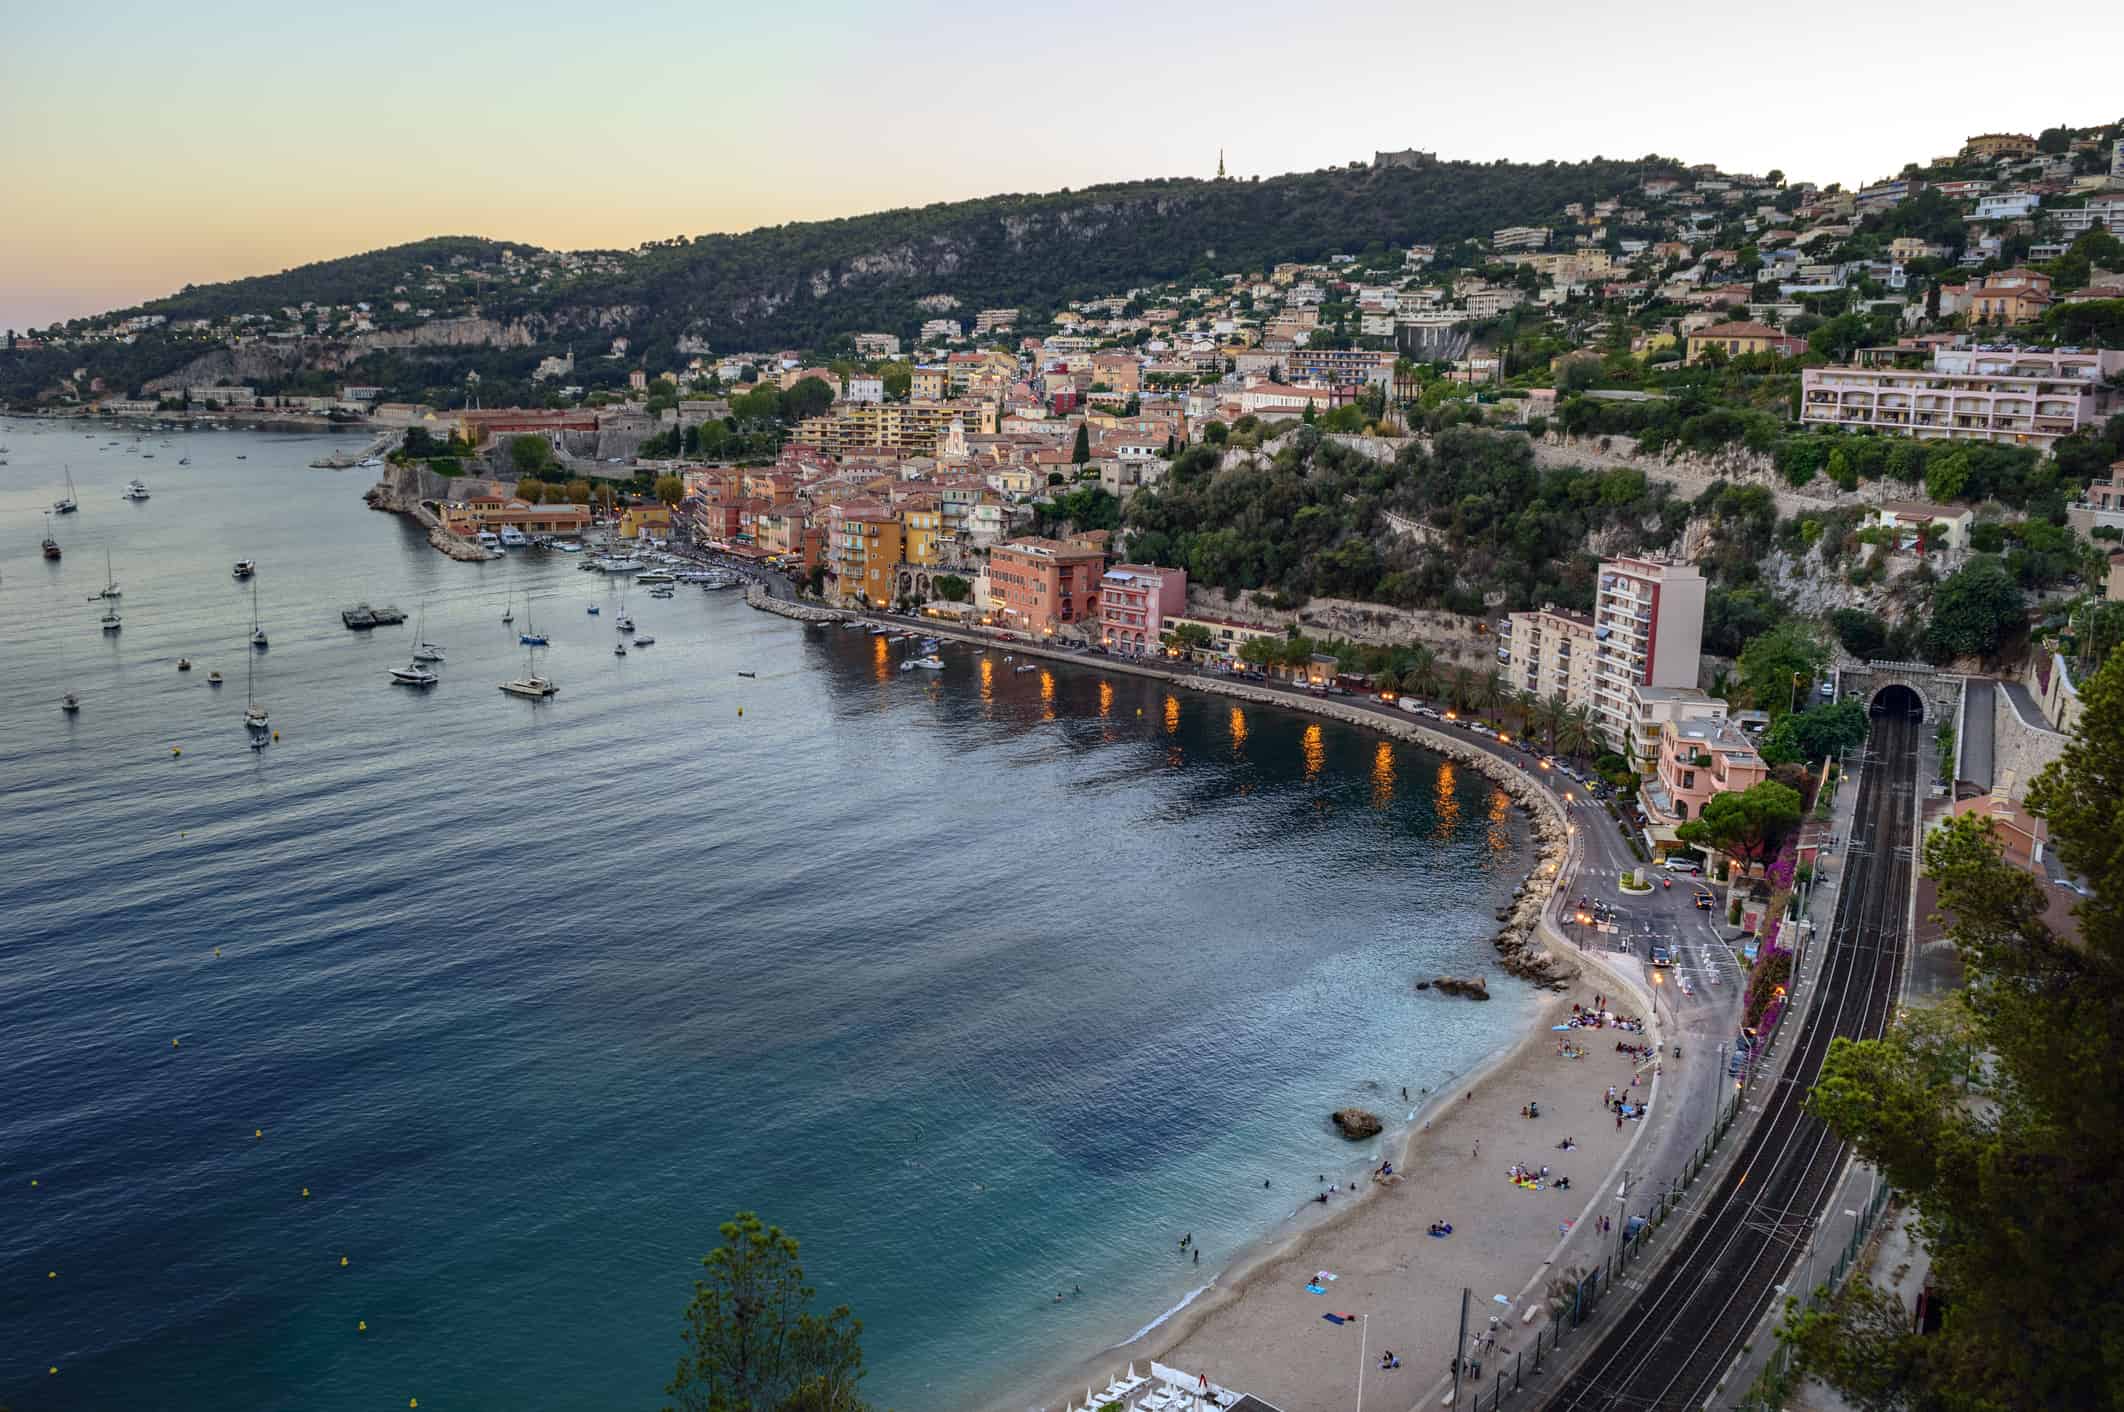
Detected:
left=0, top=416, right=1534, bottom=1411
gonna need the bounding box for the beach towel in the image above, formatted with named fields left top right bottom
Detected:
left=1323, top=1312, right=1355, bottom=1325
left=1306, top=1284, right=1326, bottom=1294
left=1314, top=1272, right=1338, bottom=1281
left=1428, top=1230, right=1450, bottom=1239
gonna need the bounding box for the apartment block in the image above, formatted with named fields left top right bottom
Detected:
left=988, top=538, right=1107, bottom=638
left=1097, top=564, right=1187, bottom=655
left=1285, top=347, right=1397, bottom=387
left=1592, top=556, right=1707, bottom=755
left=1800, top=346, right=2124, bottom=449
left=826, top=502, right=904, bottom=608
left=1504, top=605, right=1599, bottom=706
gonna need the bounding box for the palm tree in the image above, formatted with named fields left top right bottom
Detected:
left=1476, top=669, right=1509, bottom=724
left=1401, top=646, right=1440, bottom=701
left=1513, top=688, right=1540, bottom=738
left=1533, top=693, right=1568, bottom=752
left=1374, top=669, right=1402, bottom=696
left=1447, top=665, right=1477, bottom=713
left=1555, top=704, right=1598, bottom=762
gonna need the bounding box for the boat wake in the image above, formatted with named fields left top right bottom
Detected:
left=1110, top=1280, right=1215, bottom=1349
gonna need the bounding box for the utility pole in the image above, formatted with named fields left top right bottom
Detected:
left=1452, top=1288, right=1469, bottom=1407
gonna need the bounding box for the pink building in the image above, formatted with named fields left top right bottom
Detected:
left=1097, top=564, right=1188, bottom=654
left=1642, top=717, right=1768, bottom=829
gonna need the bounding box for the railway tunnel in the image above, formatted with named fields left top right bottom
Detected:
left=1869, top=681, right=1925, bottom=720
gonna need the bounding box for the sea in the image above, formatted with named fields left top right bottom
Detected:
left=0, top=416, right=1536, bottom=1412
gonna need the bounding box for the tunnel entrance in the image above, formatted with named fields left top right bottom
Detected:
left=1869, top=682, right=1925, bottom=720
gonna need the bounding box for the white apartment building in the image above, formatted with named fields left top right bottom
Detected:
left=2051, top=195, right=2124, bottom=239
left=853, top=333, right=901, bottom=358
left=1591, top=556, right=1707, bottom=754
left=1492, top=225, right=1551, bottom=251
left=1800, top=346, right=2124, bottom=450
left=1505, top=606, right=1599, bottom=706
left=844, top=374, right=884, bottom=404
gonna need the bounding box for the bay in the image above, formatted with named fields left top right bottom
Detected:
left=0, top=416, right=1534, bottom=1410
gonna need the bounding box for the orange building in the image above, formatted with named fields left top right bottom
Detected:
left=988, top=537, right=1107, bottom=637
left=828, top=502, right=904, bottom=608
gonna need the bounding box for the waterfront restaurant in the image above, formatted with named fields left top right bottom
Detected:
left=438, top=495, right=592, bottom=537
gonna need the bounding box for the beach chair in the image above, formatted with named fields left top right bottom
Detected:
left=1138, top=1388, right=1174, bottom=1411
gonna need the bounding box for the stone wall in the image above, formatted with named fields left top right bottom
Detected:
left=1993, top=677, right=2069, bottom=798
left=1182, top=586, right=1500, bottom=663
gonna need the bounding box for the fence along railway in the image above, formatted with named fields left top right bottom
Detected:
left=1536, top=685, right=1921, bottom=1412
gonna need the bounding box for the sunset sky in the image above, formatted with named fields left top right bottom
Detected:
left=4, top=0, right=2120, bottom=333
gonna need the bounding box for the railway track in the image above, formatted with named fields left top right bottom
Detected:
left=1537, top=705, right=1919, bottom=1412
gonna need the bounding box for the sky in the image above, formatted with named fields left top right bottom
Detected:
left=3, top=0, right=2121, bottom=333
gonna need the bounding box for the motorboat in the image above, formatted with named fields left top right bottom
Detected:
left=476, top=530, right=502, bottom=551
left=177, top=657, right=192, bottom=672
left=614, top=642, right=628, bottom=656
left=208, top=671, right=223, bottom=686
left=1015, top=663, right=1040, bottom=673
left=636, top=569, right=675, bottom=583
left=869, top=624, right=893, bottom=635
left=498, top=526, right=528, bottom=548
left=123, top=479, right=150, bottom=500
left=519, top=629, right=549, bottom=646
left=587, top=605, right=600, bottom=615
left=177, top=457, right=191, bottom=465
left=906, top=655, right=944, bottom=670
left=61, top=692, right=80, bottom=714
left=233, top=560, right=256, bottom=579
left=100, top=604, right=122, bottom=633
left=839, top=620, right=867, bottom=630
left=390, top=663, right=440, bottom=687
left=737, top=671, right=756, bottom=678
left=631, top=635, right=655, bottom=647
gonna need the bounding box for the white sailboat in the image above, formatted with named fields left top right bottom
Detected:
left=390, top=662, right=439, bottom=686
left=87, top=547, right=121, bottom=600
left=250, top=578, right=268, bottom=648
left=98, top=550, right=122, bottom=632
left=411, top=609, right=444, bottom=662
left=500, top=643, right=559, bottom=698
left=244, top=647, right=269, bottom=734
left=52, top=466, right=78, bottom=514
left=501, top=591, right=515, bottom=625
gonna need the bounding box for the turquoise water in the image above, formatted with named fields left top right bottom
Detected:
left=0, top=416, right=1536, bottom=1410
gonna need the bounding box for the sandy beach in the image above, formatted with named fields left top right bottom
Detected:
left=1020, top=951, right=1665, bottom=1412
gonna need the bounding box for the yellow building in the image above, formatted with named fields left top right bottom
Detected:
left=911, top=367, right=948, bottom=399
left=1961, top=132, right=2037, bottom=161
left=793, top=402, right=959, bottom=458
left=1684, top=321, right=1805, bottom=364
left=827, top=504, right=904, bottom=608
left=900, top=503, right=944, bottom=565
left=618, top=503, right=674, bottom=539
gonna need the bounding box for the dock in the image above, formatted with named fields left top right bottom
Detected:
left=341, top=604, right=408, bottom=629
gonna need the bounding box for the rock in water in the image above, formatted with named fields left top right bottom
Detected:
left=1331, top=1108, right=1384, bottom=1140
left=1433, top=975, right=1491, bottom=1000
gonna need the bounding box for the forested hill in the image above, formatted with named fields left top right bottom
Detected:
left=493, top=157, right=1679, bottom=350
left=118, top=155, right=1675, bottom=350
left=142, top=237, right=536, bottom=322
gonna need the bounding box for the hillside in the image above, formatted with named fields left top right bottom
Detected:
left=4, top=154, right=1683, bottom=401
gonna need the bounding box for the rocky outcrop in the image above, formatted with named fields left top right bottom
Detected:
left=1331, top=1108, right=1383, bottom=1140
left=1432, top=976, right=1490, bottom=1001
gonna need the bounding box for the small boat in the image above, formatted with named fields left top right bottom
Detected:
left=519, top=630, right=549, bottom=646
left=100, top=605, right=122, bottom=633
left=502, top=593, right=515, bottom=625
left=249, top=579, right=267, bottom=648
left=632, top=635, right=655, bottom=647
left=614, top=642, right=628, bottom=656
left=53, top=467, right=78, bottom=514
left=123, top=479, right=150, bottom=500
left=587, top=605, right=600, bottom=616
left=208, top=671, right=223, bottom=686
left=178, top=457, right=191, bottom=466
left=413, top=642, right=444, bottom=662
left=233, top=560, right=256, bottom=579
left=61, top=692, right=80, bottom=714
left=390, top=663, right=439, bottom=686
left=907, top=655, right=944, bottom=670
left=737, top=671, right=757, bottom=678
left=839, top=620, right=867, bottom=630
left=42, top=512, right=61, bottom=560
left=1015, top=663, right=1039, bottom=673
left=869, top=624, right=893, bottom=635
left=236, top=454, right=246, bottom=460
left=499, top=526, right=528, bottom=548
left=178, top=657, right=192, bottom=672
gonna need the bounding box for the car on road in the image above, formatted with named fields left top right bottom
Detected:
left=1660, top=856, right=1703, bottom=873
left=1650, top=944, right=1674, bottom=967
left=1693, top=890, right=1715, bottom=910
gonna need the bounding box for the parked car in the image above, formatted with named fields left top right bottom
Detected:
left=1661, top=856, right=1703, bottom=873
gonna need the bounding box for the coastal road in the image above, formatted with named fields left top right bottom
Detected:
left=1533, top=700, right=1920, bottom=1412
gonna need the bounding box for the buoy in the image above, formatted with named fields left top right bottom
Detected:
left=301, top=1187, right=310, bottom=1198
left=50, top=1366, right=57, bottom=1375
left=254, top=1128, right=263, bottom=1139
left=737, top=707, right=743, bottom=716
left=214, top=947, right=221, bottom=957
left=31, top=1178, right=38, bottom=1187
left=171, top=1038, right=180, bottom=1048
left=273, top=731, right=279, bottom=741
left=411, top=1400, right=418, bottom=1408
left=358, top=1320, right=367, bottom=1333
left=340, top=1255, right=349, bottom=1267
left=172, top=746, right=181, bottom=756
left=49, top=1270, right=57, bottom=1279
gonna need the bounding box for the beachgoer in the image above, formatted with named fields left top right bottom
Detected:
left=1473, top=1139, right=1481, bottom=1158
left=1264, top=1179, right=1271, bottom=1188
left=1194, top=1249, right=1200, bottom=1264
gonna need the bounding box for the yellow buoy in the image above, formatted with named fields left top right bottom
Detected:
left=411, top=1400, right=418, bottom=1408
left=737, top=707, right=743, bottom=716
left=172, top=746, right=181, bottom=757
left=254, top=1128, right=263, bottom=1139
left=358, top=1319, right=368, bottom=1333
left=301, top=1187, right=310, bottom=1198
left=273, top=731, right=279, bottom=741
left=31, top=1178, right=38, bottom=1187
left=49, top=1270, right=57, bottom=1279
left=340, top=1256, right=349, bottom=1267
left=50, top=1366, right=58, bottom=1375
left=171, top=1038, right=180, bottom=1048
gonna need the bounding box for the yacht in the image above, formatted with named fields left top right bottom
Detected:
left=595, top=556, right=645, bottom=574
left=42, top=513, right=61, bottom=560
left=498, top=526, right=528, bottom=548
left=476, top=530, right=502, bottom=551
left=906, top=654, right=945, bottom=670
left=123, top=479, right=150, bottom=500
left=636, top=569, right=675, bottom=583
left=244, top=652, right=268, bottom=732
left=631, top=634, right=655, bottom=647
left=233, top=560, right=256, bottom=579
left=413, top=641, right=445, bottom=663
left=614, top=613, right=635, bottom=633
left=390, top=663, right=440, bottom=687
left=52, top=467, right=78, bottom=514
left=249, top=579, right=268, bottom=648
